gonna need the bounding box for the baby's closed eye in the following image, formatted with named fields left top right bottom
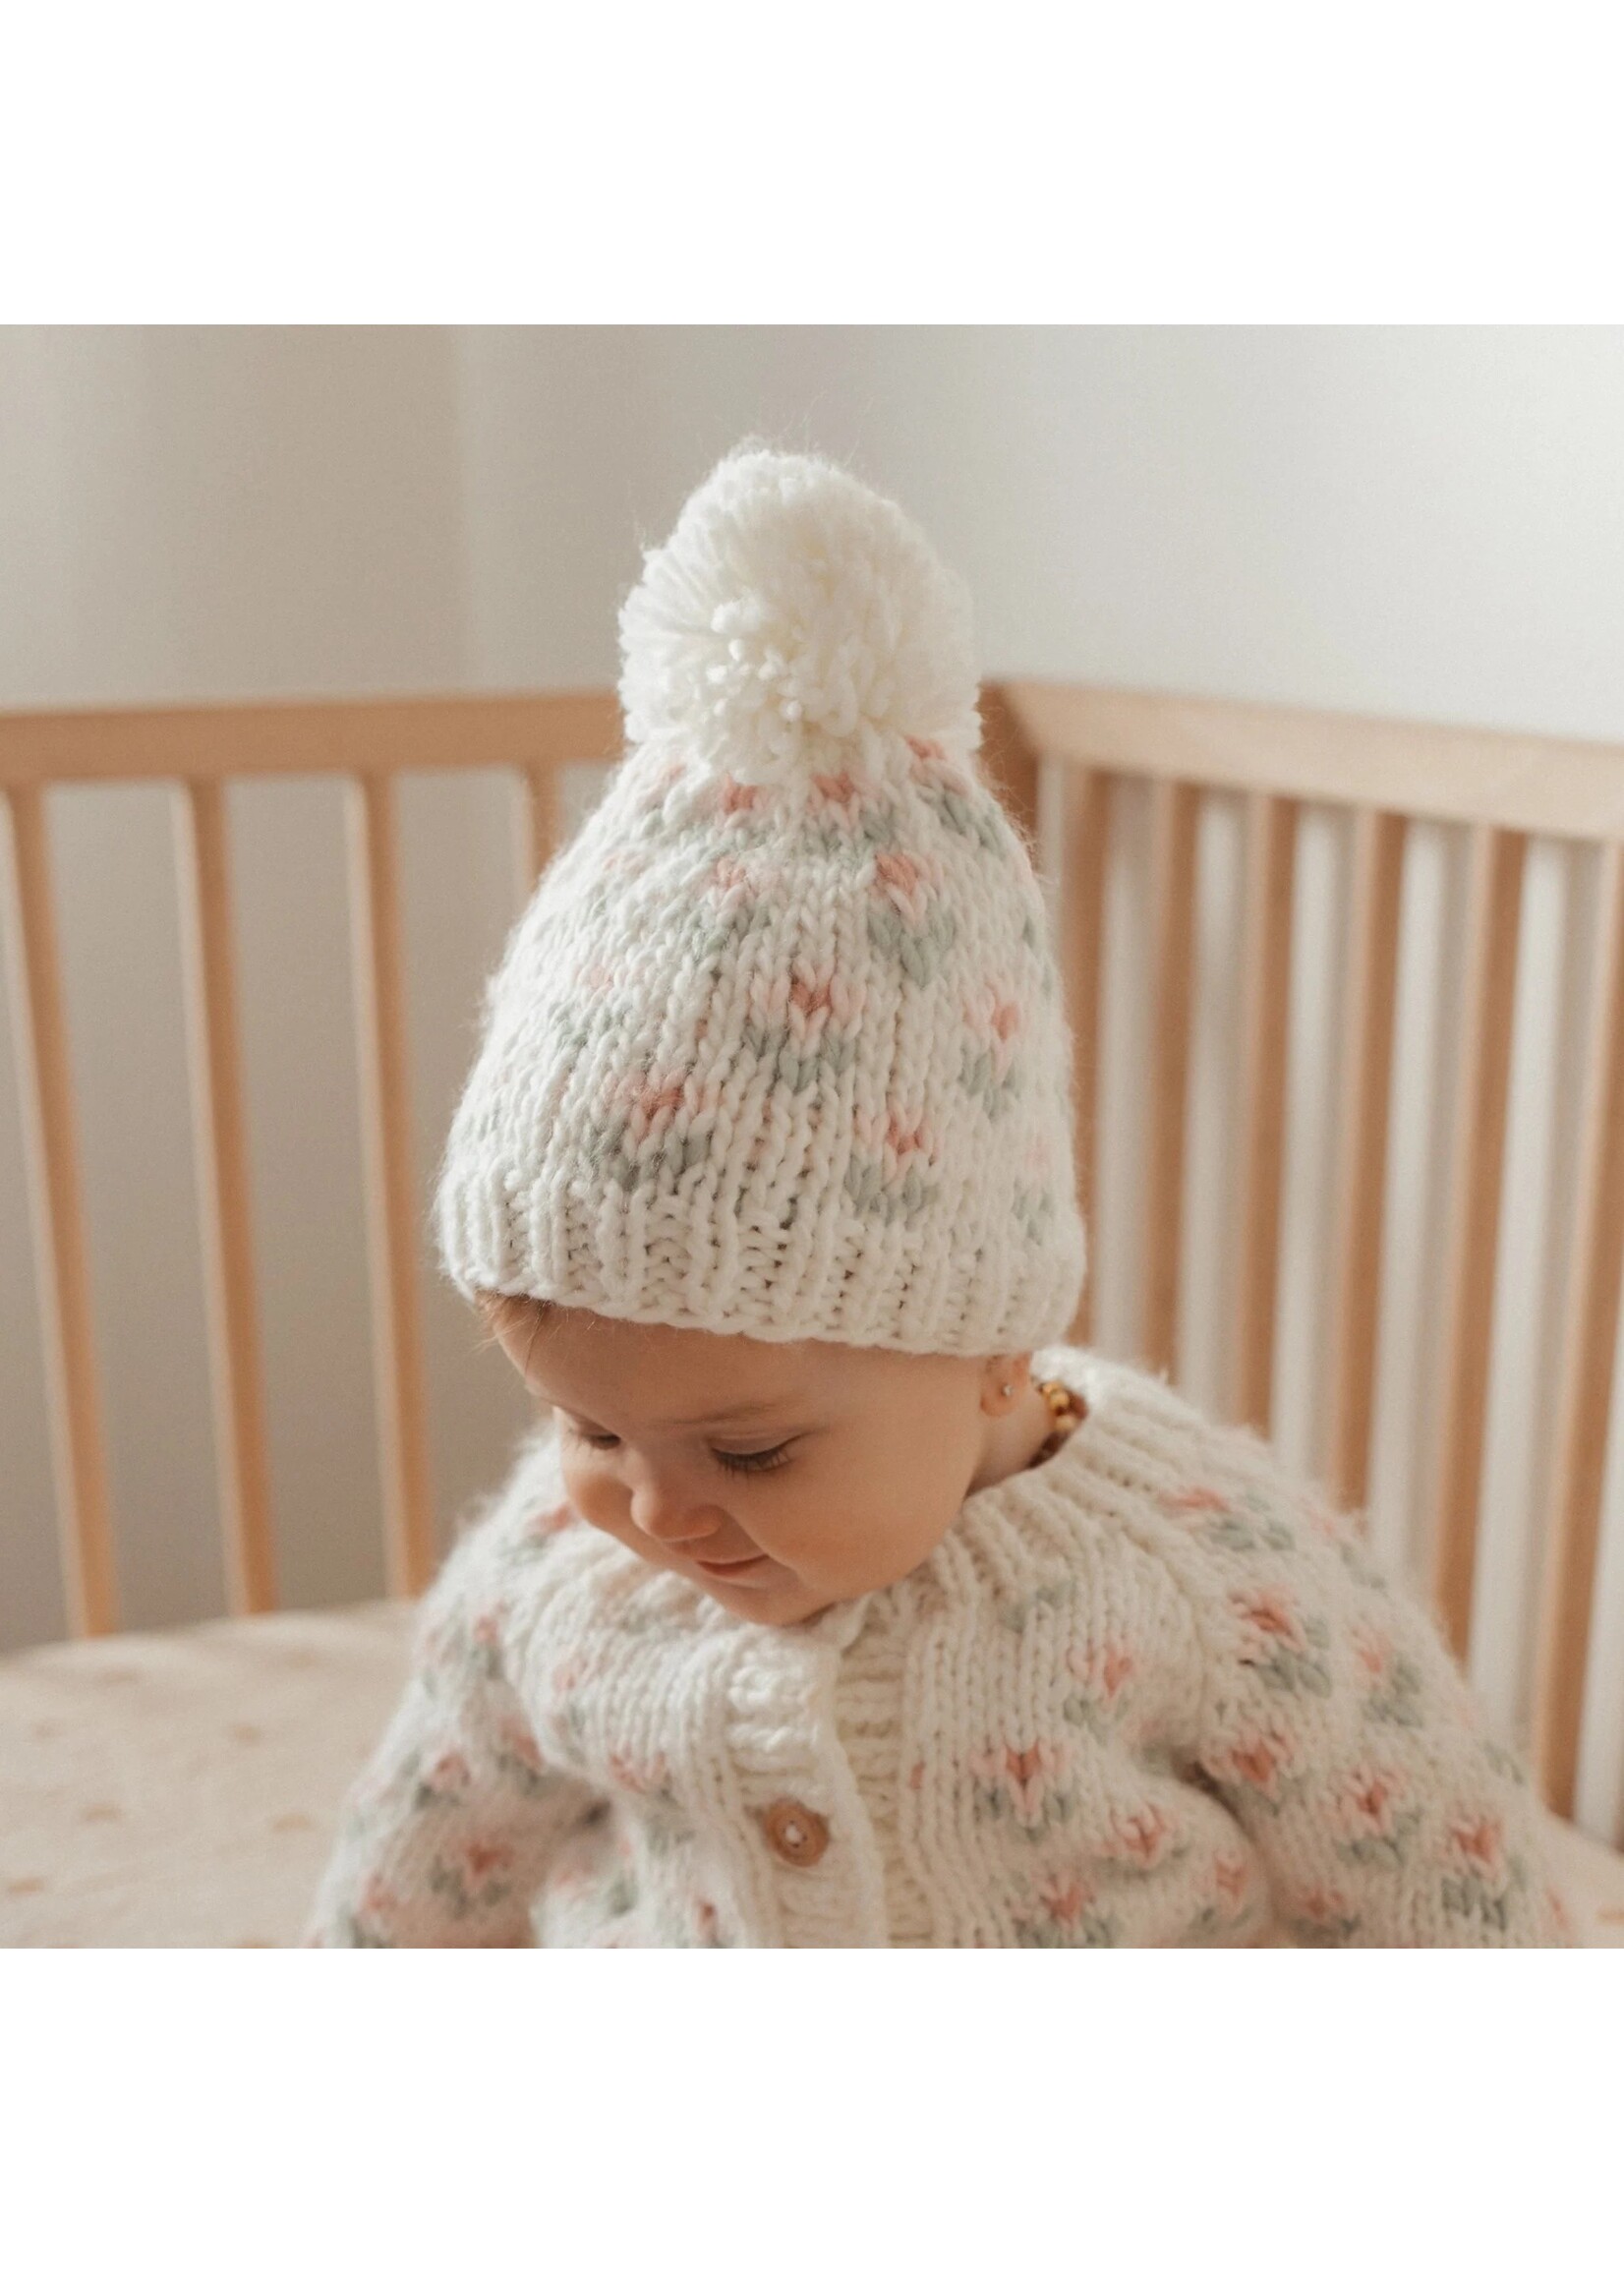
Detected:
left=562, top=1415, right=797, bottom=1475
left=712, top=1441, right=796, bottom=1475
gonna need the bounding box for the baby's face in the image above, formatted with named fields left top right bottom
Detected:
left=488, top=1304, right=1036, bottom=1626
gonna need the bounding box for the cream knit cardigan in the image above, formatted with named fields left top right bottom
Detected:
left=306, top=1346, right=1573, bottom=1949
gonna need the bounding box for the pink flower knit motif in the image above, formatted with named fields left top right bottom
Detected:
left=971, top=1738, right=1075, bottom=1837
left=1101, top=1800, right=1182, bottom=1870
left=717, top=774, right=763, bottom=819
left=961, top=981, right=1025, bottom=1122
left=866, top=845, right=957, bottom=988
left=906, top=735, right=1012, bottom=858
left=1036, top=1873, right=1097, bottom=1927
left=1062, top=1639, right=1136, bottom=1739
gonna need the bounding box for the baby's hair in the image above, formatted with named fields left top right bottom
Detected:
left=473, top=1288, right=555, bottom=1379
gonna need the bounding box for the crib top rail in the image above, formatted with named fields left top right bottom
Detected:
left=0, top=690, right=623, bottom=790
left=1000, top=681, right=1624, bottom=846
left=5, top=678, right=1623, bottom=842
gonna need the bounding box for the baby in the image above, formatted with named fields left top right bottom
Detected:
left=308, top=444, right=1571, bottom=1949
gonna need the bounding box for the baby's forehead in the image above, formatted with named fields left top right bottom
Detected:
left=526, top=1307, right=937, bottom=1423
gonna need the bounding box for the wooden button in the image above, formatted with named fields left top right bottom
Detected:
left=762, top=1798, right=830, bottom=1867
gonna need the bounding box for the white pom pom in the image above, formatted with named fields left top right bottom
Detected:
left=617, top=445, right=981, bottom=787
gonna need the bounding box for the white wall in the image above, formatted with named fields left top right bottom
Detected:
left=4, top=325, right=1623, bottom=1833
left=495, top=326, right=1624, bottom=740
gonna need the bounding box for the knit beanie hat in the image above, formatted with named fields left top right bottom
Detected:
left=435, top=443, right=1086, bottom=1356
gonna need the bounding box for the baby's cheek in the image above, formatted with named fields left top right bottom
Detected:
left=558, top=1459, right=624, bottom=1538
left=798, top=1491, right=949, bottom=1589
left=858, top=1485, right=963, bottom=1580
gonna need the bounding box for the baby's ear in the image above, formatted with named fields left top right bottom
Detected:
left=977, top=1352, right=1033, bottom=1414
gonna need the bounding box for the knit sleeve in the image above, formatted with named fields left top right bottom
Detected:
left=304, top=1512, right=594, bottom=1949
left=1153, top=1445, right=1575, bottom=1948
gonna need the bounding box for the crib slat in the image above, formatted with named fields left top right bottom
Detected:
left=1, top=784, right=119, bottom=1636
left=1232, top=793, right=1299, bottom=1431
left=1429, top=824, right=1527, bottom=1659
left=346, top=773, right=435, bottom=1597
left=1060, top=765, right=1111, bottom=1344
left=173, top=780, right=276, bottom=1615
left=522, top=763, right=561, bottom=893
left=1533, top=840, right=1624, bottom=1818
left=1143, top=779, right=1200, bottom=1377
left=1324, top=808, right=1408, bottom=1513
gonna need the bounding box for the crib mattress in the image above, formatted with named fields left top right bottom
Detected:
left=3, top=1601, right=1621, bottom=1949
left=1, top=1601, right=415, bottom=1949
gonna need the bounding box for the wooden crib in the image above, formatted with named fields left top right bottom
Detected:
left=4, top=682, right=1623, bottom=1944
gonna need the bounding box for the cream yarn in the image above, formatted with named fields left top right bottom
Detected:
left=435, top=442, right=1087, bottom=1354
left=618, top=445, right=981, bottom=789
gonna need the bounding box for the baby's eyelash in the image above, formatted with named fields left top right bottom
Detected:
left=712, top=1442, right=794, bottom=1476
left=566, top=1423, right=792, bottom=1476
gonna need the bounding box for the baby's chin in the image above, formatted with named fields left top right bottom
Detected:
left=693, top=1551, right=933, bottom=1627
left=695, top=1568, right=846, bottom=1627
left=602, top=1523, right=937, bottom=1626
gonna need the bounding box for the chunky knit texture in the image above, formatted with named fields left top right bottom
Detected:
left=306, top=1348, right=1573, bottom=1950
left=434, top=445, right=1086, bottom=1354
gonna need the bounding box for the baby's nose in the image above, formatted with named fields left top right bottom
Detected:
left=628, top=1481, right=722, bottom=1546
